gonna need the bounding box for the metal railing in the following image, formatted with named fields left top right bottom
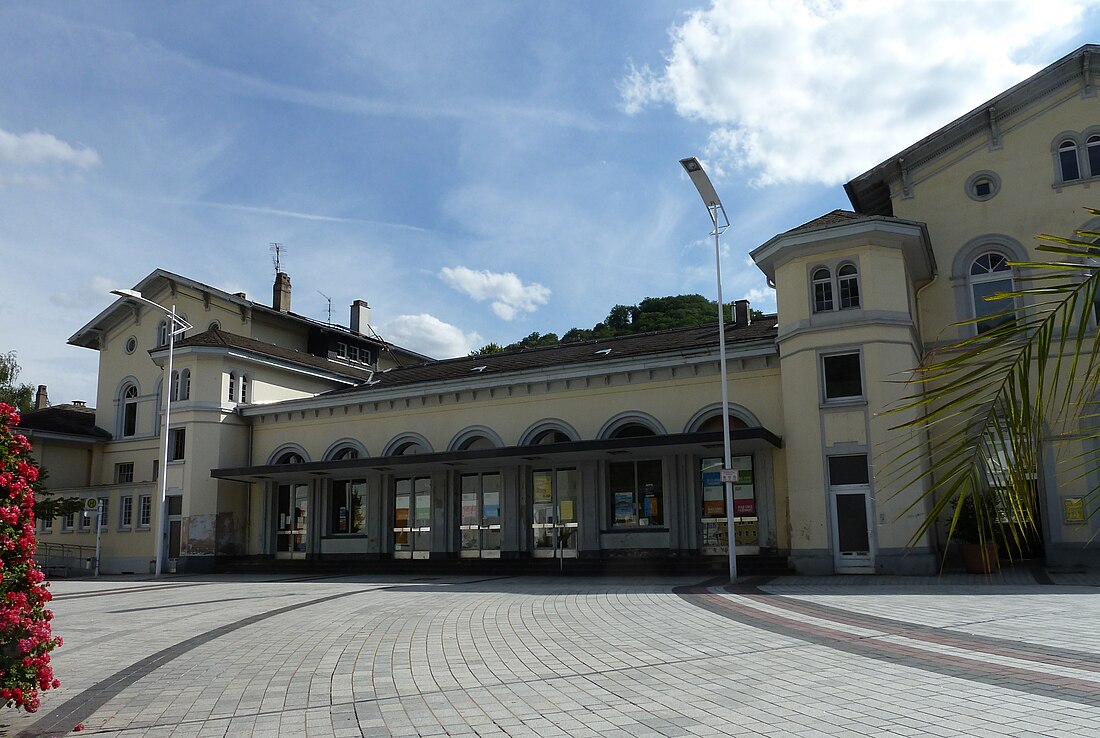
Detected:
left=34, top=542, right=97, bottom=578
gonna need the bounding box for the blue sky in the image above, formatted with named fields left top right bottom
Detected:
left=4, top=1, right=1100, bottom=407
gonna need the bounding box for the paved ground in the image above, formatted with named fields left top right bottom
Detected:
left=3, top=568, right=1099, bottom=737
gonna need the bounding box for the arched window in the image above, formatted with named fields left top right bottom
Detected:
left=395, top=442, right=425, bottom=455
left=170, top=370, right=191, bottom=401
left=121, top=383, right=138, bottom=437
left=227, top=372, right=236, bottom=402
left=276, top=452, right=304, bottom=464
left=1059, top=139, right=1081, bottom=182
left=812, top=268, right=833, bottom=312
left=239, top=375, right=249, bottom=403
left=969, top=251, right=1014, bottom=333
left=156, top=319, right=169, bottom=348
left=332, top=447, right=360, bottom=461
left=610, top=423, right=656, bottom=439
left=838, top=264, right=860, bottom=309
left=532, top=429, right=570, bottom=445
left=1088, top=135, right=1100, bottom=178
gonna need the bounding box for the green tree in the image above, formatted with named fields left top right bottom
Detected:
left=887, top=210, right=1100, bottom=557
left=0, top=352, right=33, bottom=414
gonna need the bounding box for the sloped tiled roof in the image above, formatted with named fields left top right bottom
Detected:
left=320, top=318, right=778, bottom=397
left=173, top=329, right=378, bottom=381
left=18, top=405, right=111, bottom=440
left=785, top=209, right=866, bottom=234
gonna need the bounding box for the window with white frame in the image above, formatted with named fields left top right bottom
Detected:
left=838, top=264, right=860, bottom=309
left=115, top=462, right=134, bottom=484
left=822, top=352, right=863, bottom=401
left=157, top=319, right=169, bottom=347
left=969, top=251, right=1015, bottom=333
left=168, top=428, right=186, bottom=461
left=171, top=369, right=191, bottom=401
left=98, top=498, right=109, bottom=530
left=139, top=495, right=152, bottom=527
left=121, top=383, right=138, bottom=437
left=61, top=512, right=75, bottom=531
left=40, top=517, right=53, bottom=534
left=120, top=496, right=133, bottom=528
left=813, top=263, right=860, bottom=313
left=227, top=372, right=236, bottom=402
left=1059, top=138, right=1081, bottom=182
left=1088, top=135, right=1100, bottom=178
left=812, top=268, right=833, bottom=312
left=239, top=374, right=249, bottom=403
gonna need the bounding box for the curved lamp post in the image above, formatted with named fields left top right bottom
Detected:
left=111, top=289, right=192, bottom=576
left=679, top=157, right=737, bottom=582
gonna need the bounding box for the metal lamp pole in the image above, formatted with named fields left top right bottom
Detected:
left=679, top=157, right=737, bottom=582
left=112, top=289, right=192, bottom=576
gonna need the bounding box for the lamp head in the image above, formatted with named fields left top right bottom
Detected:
left=111, top=289, right=143, bottom=300
left=679, top=156, right=724, bottom=212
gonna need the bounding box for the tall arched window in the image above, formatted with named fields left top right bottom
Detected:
left=1059, top=139, right=1081, bottom=182
left=332, top=447, right=360, bottom=461
left=838, top=264, right=860, bottom=309
left=970, top=252, right=1014, bottom=333
left=812, top=268, right=833, bottom=312
left=239, top=375, right=249, bottom=403
left=156, top=319, right=169, bottom=347
left=171, top=370, right=190, bottom=401
left=1088, top=135, right=1100, bottom=178
left=121, top=383, right=138, bottom=437
left=227, top=372, right=236, bottom=402
left=276, top=452, right=304, bottom=464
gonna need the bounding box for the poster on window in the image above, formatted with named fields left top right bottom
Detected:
left=534, top=474, right=553, bottom=504
left=732, top=456, right=755, bottom=516
left=614, top=492, right=635, bottom=525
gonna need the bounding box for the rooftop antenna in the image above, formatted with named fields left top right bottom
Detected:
left=317, top=290, right=333, bottom=324
left=270, top=242, right=287, bottom=275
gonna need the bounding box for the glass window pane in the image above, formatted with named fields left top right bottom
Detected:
left=828, top=455, right=869, bottom=486
left=823, top=353, right=862, bottom=399
left=1060, top=143, right=1080, bottom=181
left=836, top=493, right=870, bottom=553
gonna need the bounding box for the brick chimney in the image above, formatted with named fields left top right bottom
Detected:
left=35, top=385, right=48, bottom=410
left=273, top=272, right=291, bottom=312
left=734, top=299, right=751, bottom=328
left=350, top=300, right=371, bottom=334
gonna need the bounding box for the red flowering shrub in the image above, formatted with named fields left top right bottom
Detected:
left=0, top=403, right=60, bottom=713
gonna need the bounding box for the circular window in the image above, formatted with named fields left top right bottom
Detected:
left=125, top=336, right=137, bottom=354
left=208, top=321, right=220, bottom=332
left=965, top=170, right=1001, bottom=202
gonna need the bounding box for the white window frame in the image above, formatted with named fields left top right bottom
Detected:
left=120, top=496, right=134, bottom=529
left=138, top=495, right=152, bottom=528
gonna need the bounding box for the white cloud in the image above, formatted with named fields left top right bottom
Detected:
left=0, top=128, right=100, bottom=186
left=440, top=266, right=551, bottom=321
left=378, top=314, right=482, bottom=359
left=621, top=0, right=1097, bottom=186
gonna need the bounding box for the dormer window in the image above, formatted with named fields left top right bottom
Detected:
left=812, top=268, right=833, bottom=312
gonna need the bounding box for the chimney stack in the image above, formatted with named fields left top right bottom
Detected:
left=273, top=272, right=292, bottom=312
left=35, top=385, right=48, bottom=410
left=350, top=300, right=371, bottom=334
left=734, top=299, right=751, bottom=328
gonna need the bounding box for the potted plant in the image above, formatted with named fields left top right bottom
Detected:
left=952, top=494, right=1000, bottom=574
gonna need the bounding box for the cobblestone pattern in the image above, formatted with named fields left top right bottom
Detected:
left=4, top=572, right=1099, bottom=737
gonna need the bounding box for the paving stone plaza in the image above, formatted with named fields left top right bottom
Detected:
left=5, top=571, right=1100, bottom=737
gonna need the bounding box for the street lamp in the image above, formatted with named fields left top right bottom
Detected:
left=111, top=288, right=192, bottom=576
left=679, top=156, right=737, bottom=582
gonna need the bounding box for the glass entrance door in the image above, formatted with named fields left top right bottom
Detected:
left=394, top=477, right=431, bottom=559
left=532, top=469, right=578, bottom=558
left=460, top=473, right=502, bottom=558
left=828, top=455, right=874, bottom=573
left=275, top=483, right=309, bottom=559
left=700, top=457, right=759, bottom=556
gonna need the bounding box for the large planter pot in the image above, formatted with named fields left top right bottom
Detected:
left=961, top=542, right=1000, bottom=574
